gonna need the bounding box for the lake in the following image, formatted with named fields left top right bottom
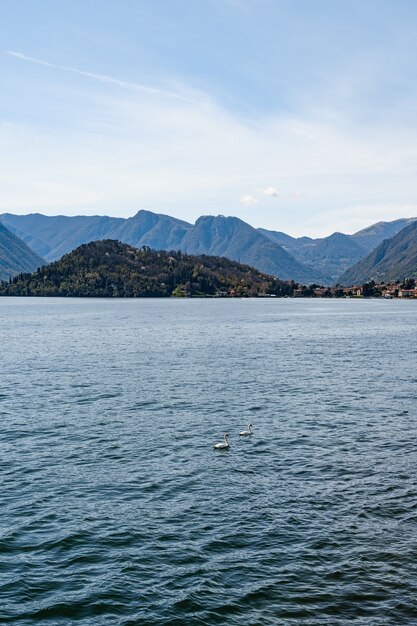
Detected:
left=1, top=297, right=417, bottom=625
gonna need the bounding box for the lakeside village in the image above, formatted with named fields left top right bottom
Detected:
left=293, top=278, right=417, bottom=299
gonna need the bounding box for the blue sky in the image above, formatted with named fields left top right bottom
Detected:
left=1, top=0, right=417, bottom=236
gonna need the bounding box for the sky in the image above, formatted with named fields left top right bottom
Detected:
left=1, top=0, right=417, bottom=237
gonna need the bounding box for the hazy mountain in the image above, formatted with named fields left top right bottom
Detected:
left=179, top=215, right=326, bottom=283
left=260, top=229, right=367, bottom=282
left=1, top=211, right=325, bottom=283
left=261, top=218, right=417, bottom=282
left=0, top=210, right=191, bottom=262
left=109, top=210, right=191, bottom=250
left=257, top=228, right=299, bottom=249
left=339, top=220, right=417, bottom=285
left=0, top=213, right=123, bottom=261
left=295, top=233, right=368, bottom=282
left=0, top=222, right=44, bottom=281
left=0, top=240, right=294, bottom=298
left=352, top=217, right=417, bottom=251
left=3, top=210, right=416, bottom=286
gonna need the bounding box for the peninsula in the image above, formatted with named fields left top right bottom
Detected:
left=0, top=240, right=294, bottom=298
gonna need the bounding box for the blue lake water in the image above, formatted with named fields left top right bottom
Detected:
left=1, top=297, right=417, bottom=625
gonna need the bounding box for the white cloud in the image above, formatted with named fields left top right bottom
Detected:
left=261, top=186, right=279, bottom=197
left=240, top=195, right=258, bottom=205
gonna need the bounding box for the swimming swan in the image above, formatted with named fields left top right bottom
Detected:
left=213, top=433, right=230, bottom=449
left=239, top=423, right=253, bottom=436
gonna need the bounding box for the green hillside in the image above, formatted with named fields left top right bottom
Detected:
left=0, top=240, right=294, bottom=297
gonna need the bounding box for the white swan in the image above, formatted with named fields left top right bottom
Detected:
left=239, top=423, right=253, bottom=436
left=213, top=433, right=230, bottom=449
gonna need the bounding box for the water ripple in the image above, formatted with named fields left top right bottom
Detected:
left=1, top=298, right=417, bottom=625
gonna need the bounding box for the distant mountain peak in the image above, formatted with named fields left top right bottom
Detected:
left=132, top=208, right=191, bottom=225
left=353, top=217, right=417, bottom=251
left=354, top=217, right=417, bottom=235
left=339, top=220, right=417, bottom=285
left=195, top=214, right=244, bottom=224
left=181, top=213, right=326, bottom=283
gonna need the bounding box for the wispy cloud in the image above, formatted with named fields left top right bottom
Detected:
left=240, top=195, right=258, bottom=205
left=261, top=186, right=279, bottom=197
left=5, top=51, right=194, bottom=103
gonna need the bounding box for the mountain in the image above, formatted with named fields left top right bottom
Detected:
left=176, top=215, right=326, bottom=283
left=109, top=210, right=191, bottom=250
left=292, top=233, right=368, bottom=283
left=3, top=210, right=416, bottom=286
left=0, top=213, right=123, bottom=261
left=259, top=229, right=367, bottom=282
left=0, top=210, right=192, bottom=262
left=352, top=217, right=417, bottom=251
left=338, top=220, right=417, bottom=285
left=261, top=217, right=417, bottom=282
left=0, top=222, right=45, bottom=281
left=0, top=240, right=294, bottom=298
left=1, top=211, right=324, bottom=284
left=257, top=228, right=299, bottom=249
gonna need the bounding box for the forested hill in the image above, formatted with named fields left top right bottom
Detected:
left=0, top=240, right=295, bottom=297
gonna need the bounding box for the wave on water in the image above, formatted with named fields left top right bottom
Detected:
left=1, top=298, right=417, bottom=625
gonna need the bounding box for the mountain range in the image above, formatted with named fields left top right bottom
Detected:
left=0, top=211, right=327, bottom=283
left=1, top=211, right=417, bottom=285
left=259, top=229, right=368, bottom=280
left=351, top=217, right=417, bottom=251
left=0, top=222, right=44, bottom=281
left=338, top=220, right=417, bottom=285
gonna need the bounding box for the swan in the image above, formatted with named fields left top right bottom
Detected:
left=239, top=423, right=253, bottom=436
left=213, top=433, right=230, bottom=449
